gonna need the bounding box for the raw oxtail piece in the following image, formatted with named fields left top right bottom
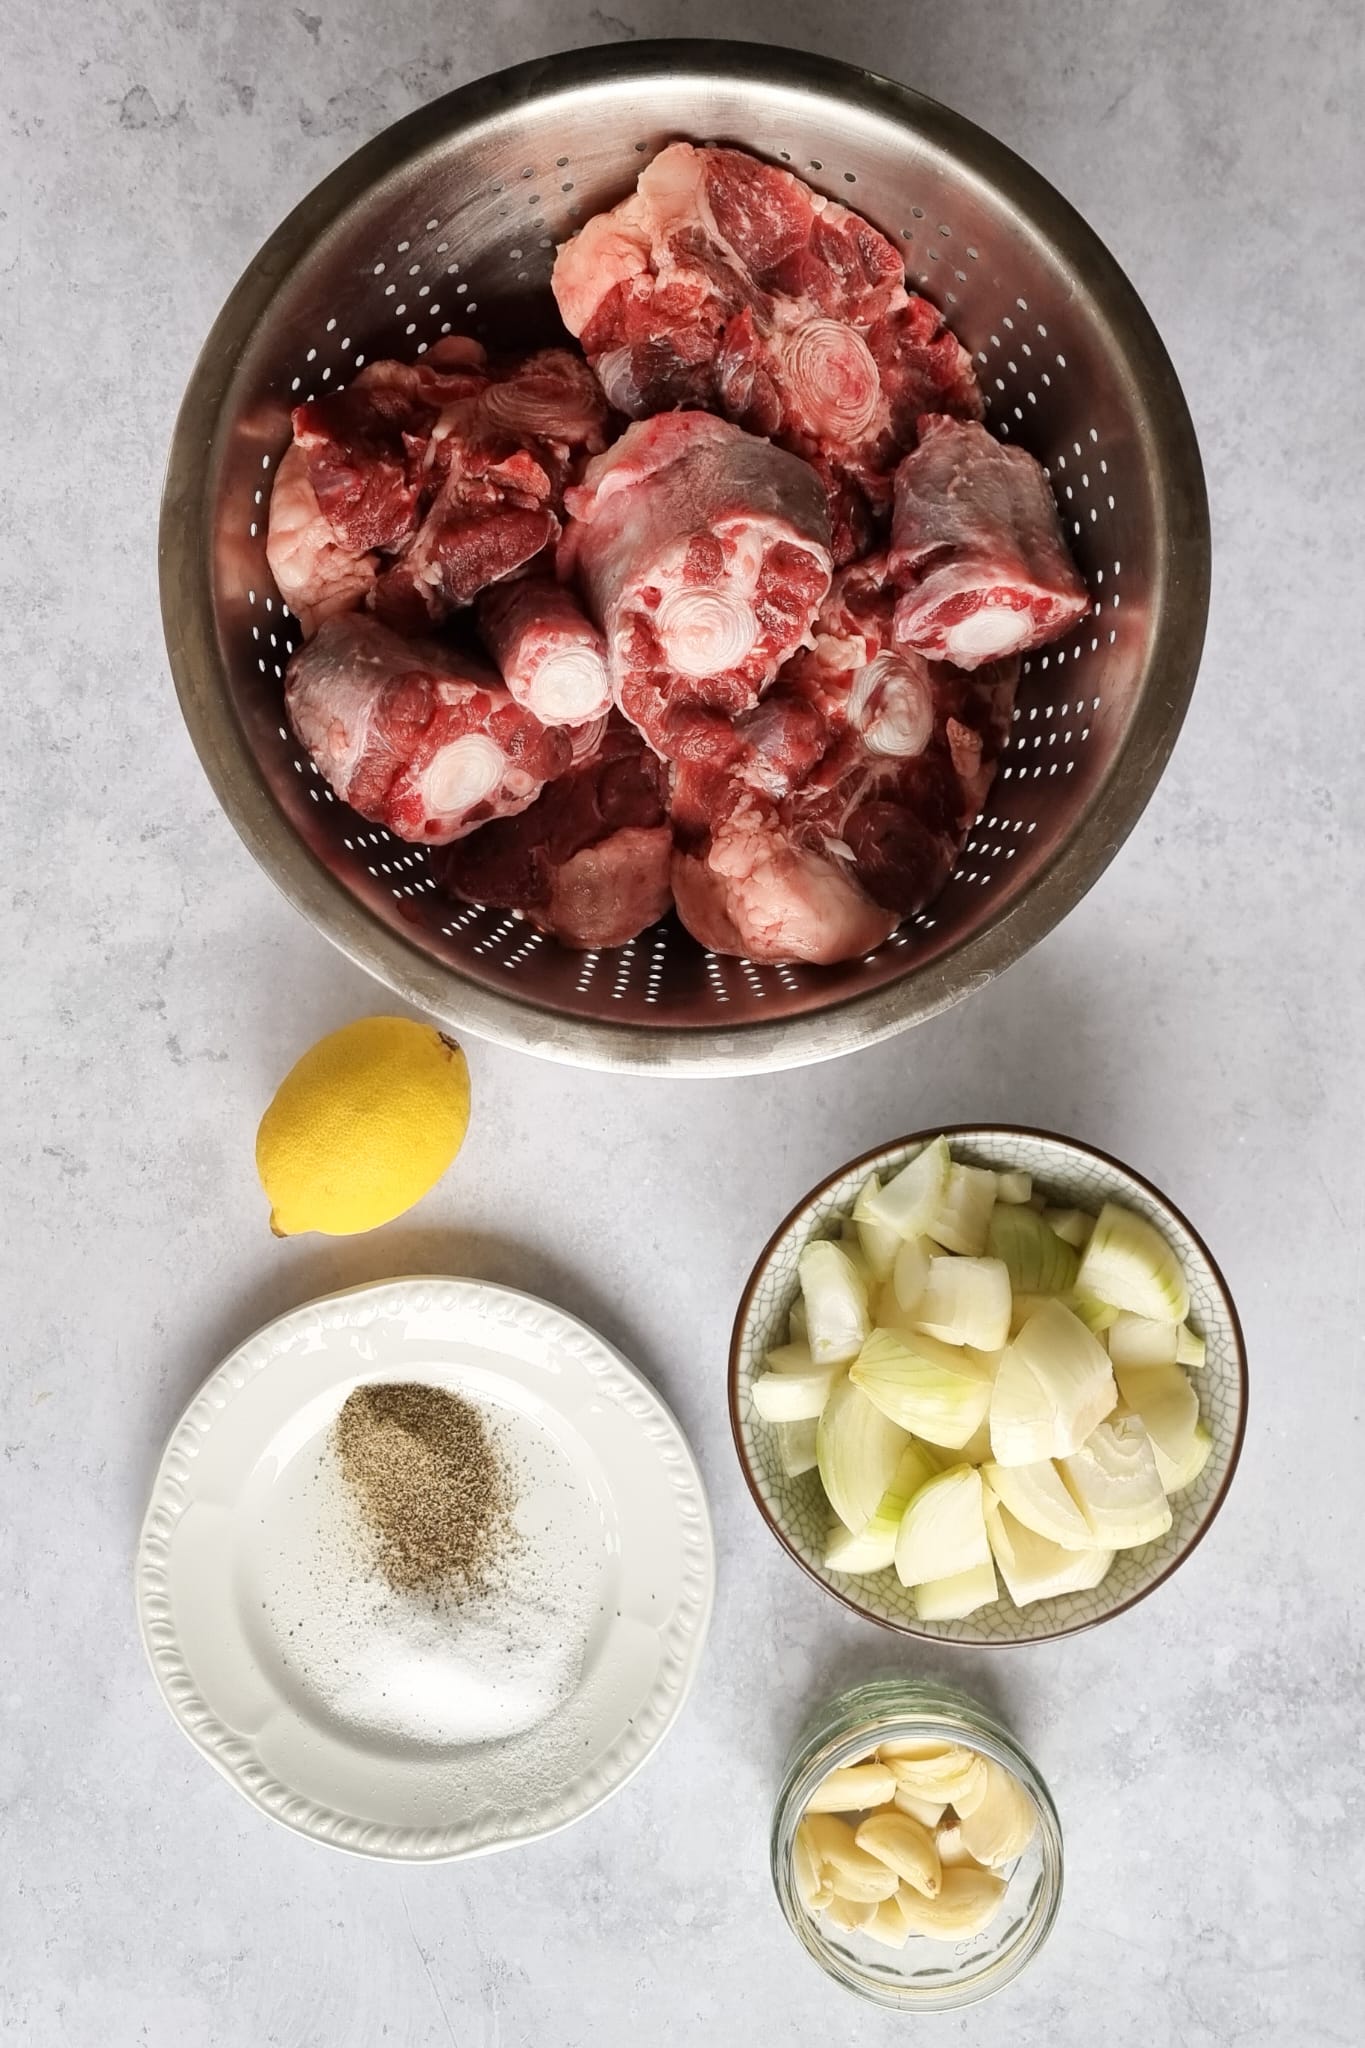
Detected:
left=285, top=613, right=570, bottom=844
left=552, top=142, right=981, bottom=558
left=476, top=578, right=613, bottom=727
left=561, top=411, right=834, bottom=763
left=889, top=415, right=1090, bottom=668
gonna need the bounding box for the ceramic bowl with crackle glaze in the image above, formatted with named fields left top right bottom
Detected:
left=729, top=1127, right=1246, bottom=1645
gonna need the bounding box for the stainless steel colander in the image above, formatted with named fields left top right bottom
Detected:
left=160, top=39, right=1209, bottom=1075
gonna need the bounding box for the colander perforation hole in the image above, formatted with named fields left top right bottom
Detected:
left=611, top=941, right=637, bottom=1000
left=704, top=954, right=730, bottom=1004
left=504, top=932, right=544, bottom=971
left=473, top=916, right=518, bottom=957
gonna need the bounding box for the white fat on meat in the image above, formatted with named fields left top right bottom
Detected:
left=889, top=414, right=1090, bottom=668
left=848, top=651, right=936, bottom=758
left=265, top=442, right=377, bottom=637
left=477, top=580, right=613, bottom=726
left=672, top=792, right=897, bottom=966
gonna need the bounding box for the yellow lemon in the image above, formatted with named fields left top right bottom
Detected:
left=256, top=1016, right=471, bottom=1236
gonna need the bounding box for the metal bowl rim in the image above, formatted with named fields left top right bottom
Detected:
left=159, top=37, right=1211, bottom=1077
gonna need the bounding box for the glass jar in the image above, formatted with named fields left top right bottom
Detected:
left=770, top=1678, right=1063, bottom=2011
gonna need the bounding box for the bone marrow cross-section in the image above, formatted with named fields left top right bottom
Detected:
left=284, top=613, right=571, bottom=845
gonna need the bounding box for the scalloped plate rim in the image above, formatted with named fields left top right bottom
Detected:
left=136, top=1275, right=715, bottom=1860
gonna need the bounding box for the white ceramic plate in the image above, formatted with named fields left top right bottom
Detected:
left=730, top=1126, right=1247, bottom=1646
left=137, top=1278, right=714, bottom=1859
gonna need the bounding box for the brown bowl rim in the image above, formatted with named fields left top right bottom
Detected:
left=727, top=1122, right=1248, bottom=1646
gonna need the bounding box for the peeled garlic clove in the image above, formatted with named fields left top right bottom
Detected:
left=954, top=1759, right=1038, bottom=1866
left=801, top=1814, right=901, bottom=1901
left=877, top=1737, right=955, bottom=1764
left=855, top=1811, right=942, bottom=1897
left=793, top=1820, right=835, bottom=1913
left=804, top=1762, right=897, bottom=1813
left=885, top=1746, right=987, bottom=1809
left=895, top=1865, right=1008, bottom=1940
left=934, top=1818, right=975, bottom=1868
left=862, top=1890, right=912, bottom=1948
left=891, top=1786, right=946, bottom=1828
left=825, top=1890, right=878, bottom=1930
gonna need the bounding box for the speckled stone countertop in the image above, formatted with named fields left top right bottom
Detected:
left=3, top=3, right=1362, bottom=2042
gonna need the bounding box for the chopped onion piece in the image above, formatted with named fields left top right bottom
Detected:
left=787, top=1296, right=808, bottom=1346
left=823, top=1440, right=939, bottom=1573
left=955, top=1413, right=995, bottom=1465
left=990, top=1298, right=1117, bottom=1465
left=894, top=1464, right=990, bottom=1586
left=986, top=1499, right=1114, bottom=1605
left=775, top=1417, right=819, bottom=1477
left=913, top=1256, right=1012, bottom=1350
left=799, top=1239, right=871, bottom=1365
left=751, top=1361, right=841, bottom=1422
left=995, top=1169, right=1033, bottom=1205
left=852, top=1173, right=901, bottom=1284
left=1106, top=1312, right=1180, bottom=1369
left=1009, top=1290, right=1056, bottom=1337
left=1069, top=1289, right=1119, bottom=1335
left=766, top=1340, right=815, bottom=1373
left=851, top=1329, right=994, bottom=1449
left=927, top=1163, right=998, bottom=1255
left=1044, top=1207, right=1095, bottom=1249
left=863, top=1136, right=951, bottom=1240
left=817, top=1376, right=911, bottom=1532
left=1152, top=1420, right=1213, bottom=1493
left=988, top=1205, right=1078, bottom=1296
left=1176, top=1323, right=1207, bottom=1370
left=892, top=1235, right=932, bottom=1315
left=1076, top=1201, right=1190, bottom=1322
left=981, top=1457, right=1097, bottom=1551
left=1059, top=1413, right=1173, bottom=1547
left=1113, top=1364, right=1200, bottom=1466
left=912, top=1558, right=1000, bottom=1622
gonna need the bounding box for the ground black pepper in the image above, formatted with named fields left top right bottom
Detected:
left=334, top=1382, right=512, bottom=1596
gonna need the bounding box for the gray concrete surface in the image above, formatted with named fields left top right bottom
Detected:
left=3, top=2, right=1363, bottom=2041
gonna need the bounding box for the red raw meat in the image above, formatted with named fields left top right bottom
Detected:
left=272, top=342, right=609, bottom=636
left=784, top=556, right=936, bottom=761
left=552, top=143, right=981, bottom=559
left=889, top=414, right=1090, bottom=668
left=476, top=578, right=612, bottom=727
left=787, top=650, right=1020, bottom=916
left=290, top=337, right=490, bottom=556
left=561, top=412, right=833, bottom=762
left=285, top=613, right=570, bottom=844
left=371, top=349, right=611, bottom=629
left=671, top=774, right=897, bottom=966
left=265, top=443, right=377, bottom=636
left=439, top=715, right=672, bottom=949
